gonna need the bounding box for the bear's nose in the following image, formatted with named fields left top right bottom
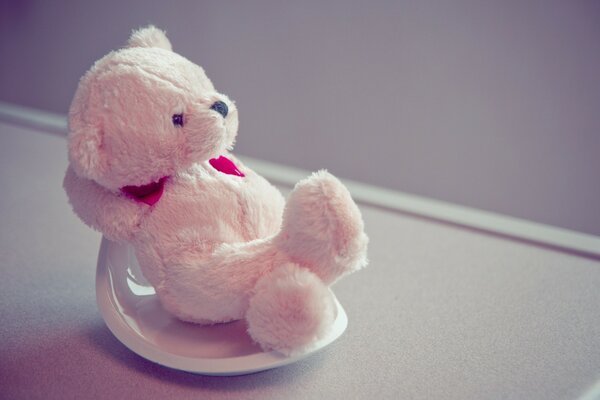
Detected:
left=210, top=101, right=228, bottom=118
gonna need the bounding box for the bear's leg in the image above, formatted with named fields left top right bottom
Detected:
left=246, top=262, right=336, bottom=355
left=156, top=237, right=288, bottom=324
left=275, top=170, right=369, bottom=285
left=155, top=171, right=367, bottom=327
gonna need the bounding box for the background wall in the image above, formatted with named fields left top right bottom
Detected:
left=1, top=0, right=599, bottom=235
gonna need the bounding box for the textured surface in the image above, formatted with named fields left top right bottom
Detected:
left=1, top=1, right=600, bottom=235
left=1, top=120, right=600, bottom=399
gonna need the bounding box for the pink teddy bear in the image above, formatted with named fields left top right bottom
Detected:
left=64, top=26, right=368, bottom=355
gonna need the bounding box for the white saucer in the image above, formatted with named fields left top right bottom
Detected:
left=95, top=237, right=348, bottom=376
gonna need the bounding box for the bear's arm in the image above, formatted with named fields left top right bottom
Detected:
left=63, top=165, right=146, bottom=242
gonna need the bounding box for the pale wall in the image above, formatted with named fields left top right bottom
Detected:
left=1, top=1, right=599, bottom=235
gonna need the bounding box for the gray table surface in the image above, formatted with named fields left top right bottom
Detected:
left=1, top=120, right=600, bottom=400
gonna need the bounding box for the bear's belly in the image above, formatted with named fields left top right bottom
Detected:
left=130, top=161, right=285, bottom=322
left=142, top=160, right=284, bottom=245
left=132, top=160, right=284, bottom=289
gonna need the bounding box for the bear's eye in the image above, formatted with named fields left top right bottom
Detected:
left=172, top=113, right=184, bottom=127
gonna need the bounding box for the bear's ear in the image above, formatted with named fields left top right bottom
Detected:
left=68, top=124, right=108, bottom=181
left=126, top=25, right=172, bottom=51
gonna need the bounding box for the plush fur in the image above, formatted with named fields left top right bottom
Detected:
left=64, top=26, right=368, bottom=355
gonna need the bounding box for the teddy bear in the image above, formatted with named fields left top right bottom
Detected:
left=63, top=26, right=368, bottom=356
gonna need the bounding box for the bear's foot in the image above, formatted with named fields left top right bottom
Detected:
left=276, top=170, right=368, bottom=284
left=246, top=263, right=336, bottom=356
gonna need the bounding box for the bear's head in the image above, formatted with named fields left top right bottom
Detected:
left=68, top=26, right=239, bottom=193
